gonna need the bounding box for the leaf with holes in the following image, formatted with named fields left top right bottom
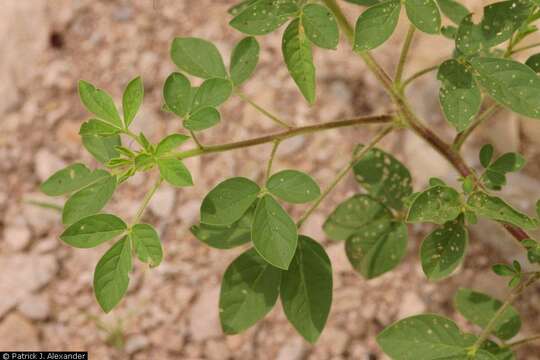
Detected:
left=93, top=236, right=132, bottom=313
left=132, top=224, right=163, bottom=267
left=252, top=195, right=298, bottom=270
left=301, top=4, right=339, bottom=50
left=170, top=37, right=227, bottom=79
left=122, top=76, right=143, bottom=127
left=454, top=288, right=521, bottom=340
left=266, top=169, right=320, bottom=204
left=437, top=59, right=481, bottom=132
left=41, top=164, right=110, bottom=196
left=404, top=0, right=441, bottom=34
left=353, top=1, right=401, bottom=51
left=60, top=214, right=127, bottom=248
left=229, top=0, right=299, bottom=35
left=353, top=146, right=413, bottom=210
left=163, top=72, right=192, bottom=117
left=282, top=19, right=316, bottom=104
left=78, top=80, right=122, bottom=128
left=280, top=235, right=332, bottom=343
left=62, top=174, right=117, bottom=225
left=407, top=185, right=462, bottom=225
left=219, top=248, right=281, bottom=334
left=467, top=192, right=539, bottom=230
left=157, top=159, right=193, bottom=187
left=420, top=217, right=468, bottom=281
left=230, top=37, right=260, bottom=86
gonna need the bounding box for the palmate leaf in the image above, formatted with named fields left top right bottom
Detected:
left=132, top=224, right=163, bottom=267
left=470, top=57, right=540, bottom=119
left=266, top=169, right=320, bottom=204
left=454, top=288, right=521, bottom=340
left=155, top=134, right=190, bottom=156
left=41, top=164, right=109, bottom=196
left=437, top=59, right=481, bottom=132
left=170, top=37, right=228, bottom=79
left=407, top=185, right=462, bottom=225
left=404, top=0, right=441, bottom=34
left=219, top=248, right=281, bottom=334
left=157, top=159, right=193, bottom=187
left=482, top=152, right=526, bottom=190
left=229, top=0, right=299, bottom=36
left=301, top=4, right=339, bottom=50
left=230, top=37, right=260, bottom=86
left=60, top=214, right=127, bottom=248
left=78, top=80, right=122, bottom=128
left=377, top=314, right=496, bottom=360
left=93, top=236, right=132, bottom=313
left=282, top=18, right=316, bottom=104
left=79, top=120, right=121, bottom=164
left=353, top=146, right=412, bottom=210
left=184, top=107, right=221, bottom=131
left=420, top=217, right=468, bottom=281
left=252, top=195, right=298, bottom=270
left=191, top=78, right=233, bottom=113
left=280, top=235, right=332, bottom=343
left=353, top=0, right=401, bottom=51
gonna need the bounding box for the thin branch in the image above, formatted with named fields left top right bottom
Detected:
left=170, top=115, right=394, bottom=160
left=265, top=140, right=281, bottom=181
left=395, top=25, right=416, bottom=85
left=132, top=177, right=163, bottom=226
left=296, top=125, right=394, bottom=228
left=506, top=333, right=540, bottom=349
left=453, top=104, right=501, bottom=151
left=511, top=41, right=540, bottom=55
left=190, top=130, right=205, bottom=150
left=402, top=65, right=439, bottom=89
left=236, top=90, right=293, bottom=129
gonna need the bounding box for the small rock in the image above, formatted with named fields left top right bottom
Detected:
left=34, top=148, right=66, bottom=182
left=34, top=237, right=59, bottom=253
left=125, top=334, right=149, bottom=354
left=319, top=328, right=349, bottom=356
left=277, top=136, right=305, bottom=156
left=18, top=294, right=50, bottom=321
left=326, top=243, right=350, bottom=275
left=3, top=223, right=31, bottom=251
left=205, top=339, right=231, bottom=360
left=0, top=313, right=41, bottom=350
left=397, top=291, right=426, bottom=319
left=276, top=338, right=306, bottom=360
left=149, top=186, right=176, bottom=218
left=22, top=193, right=62, bottom=235
left=178, top=199, right=200, bottom=226
left=112, top=5, right=134, bottom=21
left=189, top=286, right=221, bottom=341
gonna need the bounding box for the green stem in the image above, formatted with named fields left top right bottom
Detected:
left=395, top=25, right=416, bottom=86
left=296, top=124, right=394, bottom=228
left=123, top=129, right=145, bottom=148
left=470, top=274, right=539, bottom=353
left=510, top=41, right=540, bottom=55
left=402, top=65, right=439, bottom=89
left=190, top=130, right=204, bottom=150
left=170, top=115, right=394, bottom=159
left=236, top=90, right=293, bottom=129
left=453, top=104, right=500, bottom=151
left=265, top=140, right=281, bottom=181
left=131, top=177, right=163, bottom=226
left=505, top=333, right=540, bottom=349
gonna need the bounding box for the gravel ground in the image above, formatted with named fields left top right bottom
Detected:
left=1, top=0, right=540, bottom=359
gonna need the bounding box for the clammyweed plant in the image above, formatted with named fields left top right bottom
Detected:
left=39, top=0, right=540, bottom=357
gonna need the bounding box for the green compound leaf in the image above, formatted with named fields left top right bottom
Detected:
left=377, top=314, right=490, bottom=360
left=471, top=57, right=540, bottom=119
left=483, top=152, right=526, bottom=190
left=93, top=236, right=132, bottom=313
left=404, top=0, right=441, bottom=34
left=132, top=223, right=163, bottom=267
left=280, top=235, right=332, bottom=343
left=525, top=53, right=540, bottom=72
left=353, top=1, right=401, bottom=52
left=228, top=0, right=258, bottom=15
left=229, top=0, right=299, bottom=35
left=78, top=80, right=122, bottom=128
left=201, top=177, right=260, bottom=226
left=282, top=18, right=316, bottom=104
left=454, top=288, right=521, bottom=340
left=157, top=158, right=193, bottom=187
left=252, top=195, right=298, bottom=270
left=437, top=59, right=481, bottom=132
left=219, top=248, right=281, bottom=334
left=191, top=78, right=233, bottom=112
left=41, top=164, right=109, bottom=196
left=455, top=15, right=485, bottom=56
left=324, top=194, right=392, bottom=241
left=436, top=0, right=468, bottom=24
left=420, top=217, right=468, bottom=281
left=480, top=144, right=494, bottom=168
left=481, top=340, right=516, bottom=360
left=62, top=174, right=117, bottom=225
left=407, top=185, right=462, bottom=225
left=467, top=192, right=539, bottom=230
left=170, top=37, right=227, bottom=79
left=523, top=239, right=540, bottom=264
left=163, top=72, right=192, bottom=118
left=184, top=107, right=221, bottom=131
left=191, top=204, right=255, bottom=249
left=155, top=134, right=190, bottom=156
left=60, top=214, right=127, bottom=248
left=266, top=169, right=320, bottom=204
left=346, top=0, right=380, bottom=5
left=79, top=120, right=121, bottom=164
left=301, top=4, right=339, bottom=50
left=353, top=146, right=413, bottom=210
left=346, top=220, right=408, bottom=279
left=230, top=37, right=260, bottom=86
left=122, top=76, right=143, bottom=127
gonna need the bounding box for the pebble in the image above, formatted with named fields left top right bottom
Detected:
left=34, top=149, right=66, bottom=182
left=3, top=222, right=31, bottom=251
left=0, top=313, right=41, bottom=350
left=397, top=291, right=427, bottom=319
left=188, top=286, right=221, bottom=341
left=125, top=335, right=149, bottom=354
left=149, top=186, right=176, bottom=219
left=18, top=294, right=50, bottom=321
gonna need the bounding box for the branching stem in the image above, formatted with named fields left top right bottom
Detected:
left=132, top=177, right=163, bottom=226
left=265, top=140, right=281, bottom=181
left=402, top=65, right=438, bottom=89
left=395, top=25, right=416, bottom=85
left=505, top=333, right=540, bottom=348
left=236, top=90, right=293, bottom=129
left=453, top=104, right=501, bottom=151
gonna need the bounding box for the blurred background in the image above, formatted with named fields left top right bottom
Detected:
left=1, top=0, right=540, bottom=359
